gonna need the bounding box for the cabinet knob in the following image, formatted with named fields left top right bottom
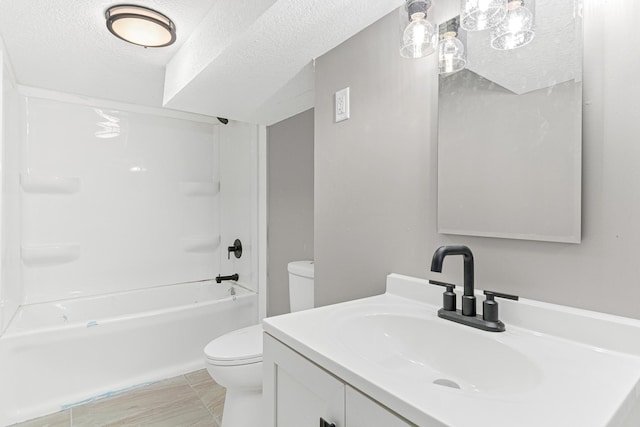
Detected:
left=320, top=417, right=336, bottom=427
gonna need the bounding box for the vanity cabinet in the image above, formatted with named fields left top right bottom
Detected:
left=263, top=333, right=414, bottom=427
left=345, top=386, right=413, bottom=427
left=263, top=333, right=344, bottom=426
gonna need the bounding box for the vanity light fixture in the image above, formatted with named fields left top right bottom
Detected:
left=400, top=0, right=437, bottom=59
left=460, top=0, right=507, bottom=31
left=490, top=0, right=535, bottom=50
left=439, top=31, right=466, bottom=74
left=105, top=4, right=176, bottom=48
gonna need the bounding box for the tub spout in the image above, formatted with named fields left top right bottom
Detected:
left=216, top=273, right=239, bottom=283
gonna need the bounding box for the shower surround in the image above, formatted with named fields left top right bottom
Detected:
left=0, top=65, right=260, bottom=425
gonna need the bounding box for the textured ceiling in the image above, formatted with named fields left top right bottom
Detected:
left=0, top=0, right=216, bottom=107
left=163, top=0, right=405, bottom=123
left=0, top=0, right=403, bottom=124
left=0, top=0, right=579, bottom=124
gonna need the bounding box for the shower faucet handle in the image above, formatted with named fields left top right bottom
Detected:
left=227, top=239, right=242, bottom=259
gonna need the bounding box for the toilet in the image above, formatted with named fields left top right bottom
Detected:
left=204, top=260, right=314, bottom=427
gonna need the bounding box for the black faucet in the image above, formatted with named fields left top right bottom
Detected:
left=431, top=245, right=476, bottom=316
left=429, top=245, right=518, bottom=332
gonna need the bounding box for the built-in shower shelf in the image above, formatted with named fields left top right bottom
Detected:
left=181, top=236, right=221, bottom=253
left=179, top=181, right=220, bottom=197
left=20, top=175, right=81, bottom=194
left=21, top=244, right=81, bottom=267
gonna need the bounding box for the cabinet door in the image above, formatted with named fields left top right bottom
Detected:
left=346, top=386, right=415, bottom=427
left=264, top=333, right=345, bottom=427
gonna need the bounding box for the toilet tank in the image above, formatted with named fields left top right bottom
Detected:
left=287, top=261, right=314, bottom=312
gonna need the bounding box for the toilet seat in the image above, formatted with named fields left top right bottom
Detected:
left=205, top=324, right=263, bottom=366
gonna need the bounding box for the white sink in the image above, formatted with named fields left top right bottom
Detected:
left=263, top=274, right=640, bottom=426
left=336, top=312, right=541, bottom=394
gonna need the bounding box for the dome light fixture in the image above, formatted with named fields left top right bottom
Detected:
left=105, top=4, right=176, bottom=48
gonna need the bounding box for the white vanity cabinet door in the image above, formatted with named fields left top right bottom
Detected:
left=345, top=386, right=415, bottom=427
left=264, top=333, right=345, bottom=427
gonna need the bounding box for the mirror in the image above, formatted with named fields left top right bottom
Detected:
left=437, top=0, right=582, bottom=243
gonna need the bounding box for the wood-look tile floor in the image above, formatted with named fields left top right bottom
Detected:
left=9, top=370, right=226, bottom=427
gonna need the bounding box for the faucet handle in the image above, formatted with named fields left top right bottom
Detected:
left=482, top=290, right=519, bottom=322
left=429, top=280, right=457, bottom=312
left=429, top=280, right=456, bottom=288
left=483, top=290, right=519, bottom=301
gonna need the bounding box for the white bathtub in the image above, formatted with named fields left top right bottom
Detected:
left=0, top=280, right=258, bottom=426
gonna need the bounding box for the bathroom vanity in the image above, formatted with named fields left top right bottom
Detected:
left=263, top=333, right=413, bottom=426
left=262, top=274, right=640, bottom=426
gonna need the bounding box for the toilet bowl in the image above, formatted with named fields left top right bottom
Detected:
left=204, top=324, right=263, bottom=427
left=204, top=260, right=314, bottom=427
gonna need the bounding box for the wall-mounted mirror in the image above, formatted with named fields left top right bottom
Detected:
left=437, top=0, right=582, bottom=243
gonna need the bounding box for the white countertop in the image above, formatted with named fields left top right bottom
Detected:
left=262, top=274, right=640, bottom=426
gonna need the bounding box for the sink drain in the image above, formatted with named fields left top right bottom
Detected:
left=433, top=378, right=461, bottom=389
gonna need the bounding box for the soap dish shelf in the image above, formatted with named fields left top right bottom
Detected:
left=20, top=175, right=81, bottom=194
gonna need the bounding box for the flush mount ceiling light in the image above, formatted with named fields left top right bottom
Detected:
left=491, top=0, right=535, bottom=50
left=460, top=0, right=507, bottom=31
left=400, top=0, right=437, bottom=59
left=105, top=4, right=176, bottom=48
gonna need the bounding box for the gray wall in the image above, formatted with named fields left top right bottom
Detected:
left=314, top=3, right=640, bottom=319
left=267, top=109, right=314, bottom=316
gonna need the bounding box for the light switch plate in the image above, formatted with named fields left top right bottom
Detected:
left=335, top=87, right=350, bottom=122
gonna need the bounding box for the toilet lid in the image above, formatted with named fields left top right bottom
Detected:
left=205, top=324, right=263, bottom=366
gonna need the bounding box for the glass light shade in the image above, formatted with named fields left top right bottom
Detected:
left=490, top=1, right=534, bottom=50
left=106, top=5, right=176, bottom=47
left=460, top=0, right=507, bottom=31
left=400, top=13, right=437, bottom=59
left=439, top=32, right=466, bottom=74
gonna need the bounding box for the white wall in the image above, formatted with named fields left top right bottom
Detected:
left=12, top=89, right=223, bottom=305
left=0, top=39, right=22, bottom=333
left=0, top=81, right=262, bottom=332
left=314, top=0, right=640, bottom=319
left=219, top=121, right=260, bottom=293
left=0, top=86, right=261, bottom=317
left=0, top=39, right=24, bottom=334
